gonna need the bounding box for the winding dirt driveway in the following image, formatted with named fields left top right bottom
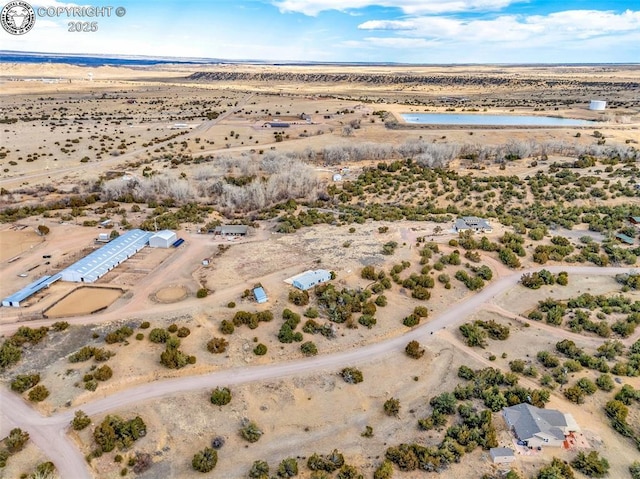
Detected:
left=0, top=266, right=635, bottom=478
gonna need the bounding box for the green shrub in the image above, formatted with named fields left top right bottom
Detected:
left=27, top=385, right=49, bottom=402
left=72, top=410, right=92, bottom=430
left=207, top=337, right=228, bottom=354
left=253, top=343, right=267, bottom=355
left=301, top=341, right=318, bottom=356
left=341, top=367, right=363, bottom=384
left=405, top=341, right=424, bottom=359
left=94, top=365, right=113, bottom=381
left=192, top=447, right=217, bottom=473
left=240, top=421, right=264, bottom=443
left=211, top=387, right=232, bottom=406
left=196, top=288, right=208, bottom=298
left=149, top=328, right=170, bottom=343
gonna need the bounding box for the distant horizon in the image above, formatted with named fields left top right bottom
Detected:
left=1, top=50, right=639, bottom=68
left=0, top=1, right=638, bottom=64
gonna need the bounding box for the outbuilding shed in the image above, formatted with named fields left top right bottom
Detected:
left=292, top=270, right=332, bottom=291
left=253, top=287, right=268, bottom=304
left=489, top=448, right=516, bottom=465
left=149, top=230, right=177, bottom=248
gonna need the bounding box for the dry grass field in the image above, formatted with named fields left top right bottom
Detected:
left=1, top=62, right=639, bottom=479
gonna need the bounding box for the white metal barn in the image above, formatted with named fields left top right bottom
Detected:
left=60, top=229, right=153, bottom=283
left=589, top=100, right=606, bottom=111
left=149, top=230, right=177, bottom=248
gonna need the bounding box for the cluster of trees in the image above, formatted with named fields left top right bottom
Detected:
left=403, top=306, right=429, bottom=327
left=0, top=428, right=29, bottom=467
left=159, top=336, right=195, bottom=369
left=528, top=293, right=640, bottom=339
left=520, top=269, right=568, bottom=289
left=278, top=309, right=303, bottom=343
left=232, top=310, right=274, bottom=330
left=104, top=325, right=133, bottom=344
left=68, top=346, right=114, bottom=363
left=452, top=366, right=550, bottom=412
left=92, top=415, right=146, bottom=454
left=605, top=384, right=640, bottom=447
left=533, top=236, right=575, bottom=264
left=11, top=373, right=40, bottom=393
left=1, top=326, right=51, bottom=370
left=459, top=320, right=509, bottom=348
left=314, top=283, right=375, bottom=327
left=386, top=402, right=498, bottom=474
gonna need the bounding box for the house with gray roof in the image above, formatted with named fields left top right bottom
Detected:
left=503, top=403, right=579, bottom=448
left=454, top=216, right=493, bottom=233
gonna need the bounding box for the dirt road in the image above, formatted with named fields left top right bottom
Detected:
left=0, top=265, right=634, bottom=478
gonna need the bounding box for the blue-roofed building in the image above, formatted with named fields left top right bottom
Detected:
left=253, top=287, right=268, bottom=304
left=292, top=270, right=331, bottom=291
left=60, top=229, right=153, bottom=283
left=2, top=273, right=62, bottom=307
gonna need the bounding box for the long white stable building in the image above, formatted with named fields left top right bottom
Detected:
left=60, top=229, right=153, bottom=283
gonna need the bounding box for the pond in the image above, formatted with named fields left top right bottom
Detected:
left=401, top=113, right=594, bottom=127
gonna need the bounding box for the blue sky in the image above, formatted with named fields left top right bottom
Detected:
left=1, top=0, right=639, bottom=62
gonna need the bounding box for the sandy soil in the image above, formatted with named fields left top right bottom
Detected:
left=43, top=287, right=123, bottom=318
left=0, top=228, right=44, bottom=262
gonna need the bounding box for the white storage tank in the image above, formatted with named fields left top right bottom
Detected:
left=589, top=100, right=606, bottom=111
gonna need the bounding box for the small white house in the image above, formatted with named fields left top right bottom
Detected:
left=149, top=230, right=177, bottom=248
left=332, top=173, right=343, bottom=182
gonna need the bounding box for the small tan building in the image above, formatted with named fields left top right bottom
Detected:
left=490, top=447, right=516, bottom=465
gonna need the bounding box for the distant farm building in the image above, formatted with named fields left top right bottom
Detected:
left=332, top=173, right=343, bottom=182
left=454, top=216, right=493, bottom=233
left=503, top=403, right=579, bottom=448
left=615, top=233, right=635, bottom=245
left=97, top=233, right=111, bottom=243
left=629, top=216, right=640, bottom=225
left=489, top=448, right=516, bottom=465
left=149, top=230, right=177, bottom=248
left=589, top=100, right=607, bottom=111
left=2, top=274, right=62, bottom=307
left=253, top=287, right=268, bottom=304
left=292, top=270, right=331, bottom=291
left=171, top=123, right=189, bottom=129
left=263, top=122, right=290, bottom=128
left=60, top=229, right=153, bottom=283
left=214, top=225, right=248, bottom=236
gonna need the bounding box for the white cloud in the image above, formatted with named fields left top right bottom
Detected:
left=357, top=9, right=640, bottom=45
left=272, top=0, right=515, bottom=16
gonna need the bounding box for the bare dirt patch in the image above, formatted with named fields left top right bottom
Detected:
left=0, top=227, right=43, bottom=262
left=44, top=287, right=123, bottom=318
